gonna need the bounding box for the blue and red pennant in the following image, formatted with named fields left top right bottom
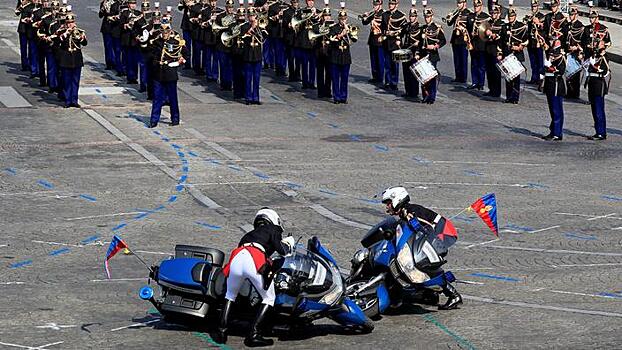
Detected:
left=470, top=193, right=499, bottom=237
left=104, top=235, right=129, bottom=279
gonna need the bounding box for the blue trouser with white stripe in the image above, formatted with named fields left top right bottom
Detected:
left=589, top=95, right=606, bottom=136
left=546, top=95, right=564, bottom=137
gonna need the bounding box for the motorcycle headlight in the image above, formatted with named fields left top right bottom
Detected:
left=319, top=272, right=343, bottom=306
left=396, top=244, right=429, bottom=284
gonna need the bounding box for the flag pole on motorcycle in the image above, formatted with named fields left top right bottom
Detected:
left=104, top=235, right=154, bottom=279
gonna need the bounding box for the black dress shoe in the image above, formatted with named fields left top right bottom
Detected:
left=368, top=78, right=379, bottom=83
left=512, top=100, right=519, bottom=105
left=503, top=99, right=512, bottom=103
left=253, top=101, right=262, bottom=105
left=587, top=134, right=606, bottom=141
left=389, top=84, right=398, bottom=91
left=542, top=134, right=562, bottom=141
left=245, top=100, right=251, bottom=105
left=148, top=121, right=158, bottom=128
left=438, top=294, right=463, bottom=310
left=71, top=103, right=81, bottom=108
left=466, top=84, right=478, bottom=90
left=138, top=87, right=146, bottom=93
left=341, top=100, right=348, bottom=104
left=308, top=85, right=316, bottom=89
left=169, top=121, right=180, bottom=126
left=127, top=79, right=138, bottom=84
left=63, top=104, right=71, bottom=108
left=333, top=100, right=340, bottom=104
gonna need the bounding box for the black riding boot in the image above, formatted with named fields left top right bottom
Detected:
left=438, top=282, right=463, bottom=310
left=213, top=299, right=233, bottom=344
left=244, top=304, right=274, bottom=347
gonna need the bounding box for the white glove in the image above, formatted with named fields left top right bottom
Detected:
left=544, top=59, right=552, bottom=68
left=281, top=236, right=296, bottom=254
left=589, top=57, right=596, bottom=66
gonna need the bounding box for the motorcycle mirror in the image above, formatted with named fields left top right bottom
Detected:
left=139, top=285, right=154, bottom=300
left=380, top=227, right=395, bottom=240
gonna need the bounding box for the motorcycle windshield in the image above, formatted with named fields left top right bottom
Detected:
left=361, top=216, right=398, bottom=248
left=280, top=249, right=336, bottom=295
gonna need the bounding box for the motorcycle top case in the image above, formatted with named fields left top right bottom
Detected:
left=158, top=257, right=225, bottom=298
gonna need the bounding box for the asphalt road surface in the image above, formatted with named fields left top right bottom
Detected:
left=1, top=1, right=621, bottom=349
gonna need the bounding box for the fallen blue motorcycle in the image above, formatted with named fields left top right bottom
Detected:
left=345, top=216, right=457, bottom=318
left=139, top=236, right=374, bottom=334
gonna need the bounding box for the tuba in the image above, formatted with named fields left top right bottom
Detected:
left=291, top=9, right=313, bottom=32
left=308, top=23, right=331, bottom=41
left=212, top=14, right=235, bottom=31
left=221, top=22, right=243, bottom=47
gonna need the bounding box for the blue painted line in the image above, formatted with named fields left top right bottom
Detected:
left=601, top=195, right=622, bottom=202
left=168, top=195, right=178, bottom=203
left=606, top=128, right=622, bottom=136
left=349, top=134, right=362, bottom=142
left=3, top=168, right=17, bottom=175
left=464, top=170, right=484, bottom=176
left=133, top=212, right=150, bottom=220
left=37, top=180, right=54, bottom=189
left=182, top=165, right=189, bottom=173
left=9, top=260, right=32, bottom=269
left=179, top=174, right=187, bottom=183
left=319, top=189, right=337, bottom=196
left=112, top=223, right=127, bottom=231
left=468, top=273, right=520, bottom=282
left=188, top=151, right=199, bottom=157
left=327, top=123, right=339, bottom=129
left=412, top=156, right=431, bottom=164
left=206, top=159, right=222, bottom=165
left=152, top=130, right=161, bottom=135
left=563, top=232, right=597, bottom=241
left=423, top=315, right=478, bottom=350
left=374, top=144, right=389, bottom=152
left=502, top=223, right=534, bottom=232
left=526, top=182, right=549, bottom=190
left=307, top=112, right=317, bottom=118
left=271, top=95, right=280, bottom=101
left=252, top=171, right=270, bottom=179
left=161, top=137, right=170, bottom=142
left=81, top=235, right=100, bottom=244
left=228, top=165, right=242, bottom=171
left=78, top=194, right=97, bottom=202
left=154, top=205, right=166, bottom=211
left=176, top=151, right=185, bottom=158
left=176, top=184, right=184, bottom=192
left=171, top=143, right=182, bottom=149
left=49, top=247, right=71, bottom=256
left=195, top=221, right=222, bottom=230
left=598, top=292, right=622, bottom=299
left=284, top=182, right=302, bottom=189
left=358, top=198, right=381, bottom=204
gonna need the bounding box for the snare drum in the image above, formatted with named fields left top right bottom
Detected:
left=565, top=54, right=583, bottom=79
left=496, top=54, right=525, bottom=82
left=392, top=49, right=413, bottom=63
left=409, top=57, right=438, bottom=84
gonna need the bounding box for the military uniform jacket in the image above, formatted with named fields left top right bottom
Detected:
left=188, top=2, right=204, bottom=41
left=17, top=1, right=35, bottom=35
left=501, top=20, right=528, bottom=62
left=565, top=19, right=584, bottom=55
left=132, top=15, right=154, bottom=52
left=447, top=8, right=471, bottom=45
left=241, top=23, right=266, bottom=63
left=328, top=22, right=355, bottom=66
left=362, top=9, right=384, bottom=47
left=202, top=6, right=221, bottom=46
left=99, top=0, right=114, bottom=34
left=31, top=6, right=48, bottom=42
left=526, top=11, right=545, bottom=49
left=38, top=13, right=56, bottom=48
left=586, top=54, right=609, bottom=97
left=238, top=224, right=287, bottom=257
left=57, top=30, right=87, bottom=68
left=580, top=22, right=611, bottom=60
left=467, top=11, right=490, bottom=52
left=294, top=8, right=320, bottom=50
left=543, top=47, right=566, bottom=96
left=381, top=9, right=406, bottom=52
left=120, top=8, right=141, bottom=47
left=282, top=6, right=298, bottom=46
left=400, top=21, right=422, bottom=57
left=485, top=18, right=504, bottom=56
left=543, top=11, right=568, bottom=43
left=21, top=2, right=37, bottom=39
left=178, top=1, right=192, bottom=31
left=109, top=1, right=122, bottom=38
left=214, top=11, right=233, bottom=53
left=313, top=22, right=331, bottom=57
left=267, top=1, right=284, bottom=38
left=419, top=22, right=446, bottom=64
left=150, top=31, right=188, bottom=82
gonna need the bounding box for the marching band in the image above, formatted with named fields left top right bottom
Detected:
left=13, top=0, right=613, bottom=140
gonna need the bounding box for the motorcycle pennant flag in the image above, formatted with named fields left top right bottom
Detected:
left=104, top=235, right=129, bottom=279
left=470, top=193, right=499, bottom=237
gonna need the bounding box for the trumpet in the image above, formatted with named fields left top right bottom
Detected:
left=358, top=10, right=374, bottom=22
left=442, top=8, right=460, bottom=24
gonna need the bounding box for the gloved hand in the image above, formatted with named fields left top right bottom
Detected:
left=544, top=59, right=552, bottom=68
left=281, top=236, right=296, bottom=254
left=589, top=57, right=596, bottom=66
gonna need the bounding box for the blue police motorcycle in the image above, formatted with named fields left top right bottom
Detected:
left=345, top=216, right=457, bottom=318
left=139, top=236, right=374, bottom=333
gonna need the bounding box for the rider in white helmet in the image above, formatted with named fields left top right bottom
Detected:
left=215, top=207, right=296, bottom=347
left=381, top=186, right=463, bottom=310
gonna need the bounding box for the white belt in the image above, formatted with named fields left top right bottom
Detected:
left=588, top=73, right=609, bottom=78
left=242, top=242, right=266, bottom=253
left=544, top=73, right=556, bottom=77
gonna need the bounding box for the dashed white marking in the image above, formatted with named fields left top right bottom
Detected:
left=109, top=318, right=161, bottom=332
left=429, top=160, right=551, bottom=166
left=91, top=278, right=146, bottom=282
left=404, top=181, right=527, bottom=188
left=586, top=213, right=617, bottom=221
left=64, top=212, right=144, bottom=221
left=0, top=86, right=32, bottom=107
left=0, top=191, right=59, bottom=197
left=134, top=250, right=172, bottom=256
left=0, top=341, right=64, bottom=350
left=528, top=225, right=561, bottom=233
left=35, top=323, right=76, bottom=331
left=456, top=280, right=486, bottom=285
left=464, top=294, right=622, bottom=318
left=31, top=240, right=84, bottom=248
left=538, top=289, right=622, bottom=301
left=550, top=262, right=622, bottom=268
left=554, top=212, right=622, bottom=221
left=465, top=238, right=500, bottom=249
left=0, top=281, right=24, bottom=285
left=309, top=204, right=372, bottom=230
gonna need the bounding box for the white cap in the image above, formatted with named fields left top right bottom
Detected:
left=324, top=0, right=329, bottom=5
left=166, top=5, right=172, bottom=11
left=411, top=0, right=416, bottom=5
left=249, top=0, right=254, bottom=5
left=154, top=2, right=160, bottom=7
left=62, top=0, right=67, bottom=4
left=238, top=0, right=244, bottom=5
left=340, top=1, right=345, bottom=8
left=422, top=0, right=427, bottom=6
left=66, top=4, right=72, bottom=11
left=508, top=0, right=514, bottom=5
left=588, top=0, right=593, bottom=6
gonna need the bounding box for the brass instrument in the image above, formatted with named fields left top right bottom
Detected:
left=442, top=7, right=460, bottom=24
left=102, top=0, right=114, bottom=14
left=358, top=10, right=374, bottom=22
left=291, top=9, right=314, bottom=32
left=308, top=21, right=332, bottom=41
left=221, top=22, right=244, bottom=47
left=63, top=27, right=86, bottom=52
left=258, top=13, right=268, bottom=29
left=330, top=24, right=358, bottom=43
left=477, top=20, right=491, bottom=41
left=212, top=13, right=235, bottom=32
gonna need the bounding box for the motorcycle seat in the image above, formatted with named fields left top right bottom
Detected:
left=158, top=258, right=204, bottom=291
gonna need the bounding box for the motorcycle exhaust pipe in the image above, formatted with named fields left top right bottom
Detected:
left=139, top=286, right=161, bottom=311
left=352, top=273, right=385, bottom=297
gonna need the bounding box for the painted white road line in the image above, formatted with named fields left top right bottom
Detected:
left=79, top=86, right=127, bottom=96
left=186, top=128, right=242, bottom=160
left=429, top=160, right=551, bottom=166
left=0, top=191, right=60, bottom=197
left=188, top=181, right=284, bottom=186
left=550, top=262, right=622, bottom=268
left=586, top=213, right=618, bottom=221
left=64, top=212, right=144, bottom=221
left=482, top=244, right=622, bottom=257
left=554, top=212, right=622, bottom=221
left=134, top=250, right=172, bottom=256
left=31, top=240, right=84, bottom=248
left=543, top=289, right=622, bottom=300
left=456, top=280, right=486, bottom=285
left=0, top=86, right=32, bottom=107
left=404, top=181, right=527, bottom=188
left=35, top=323, right=77, bottom=331
left=613, top=227, right=622, bottom=230
left=0, top=341, right=64, bottom=350
left=0, top=281, right=24, bottom=285
left=309, top=204, right=372, bottom=230
left=465, top=239, right=500, bottom=249
left=0, top=244, right=8, bottom=248
left=528, top=225, right=561, bottom=233
left=1, top=38, right=21, bottom=55
left=464, top=294, right=622, bottom=318
left=109, top=318, right=161, bottom=332
left=91, top=278, right=146, bottom=282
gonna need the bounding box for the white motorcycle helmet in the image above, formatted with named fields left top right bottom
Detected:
left=381, top=186, right=410, bottom=214
left=253, top=207, right=282, bottom=230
